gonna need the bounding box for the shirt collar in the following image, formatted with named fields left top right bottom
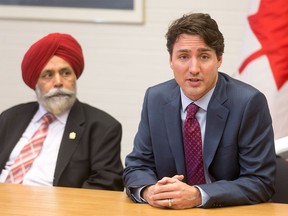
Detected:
left=180, top=87, right=215, bottom=112
left=32, top=104, right=71, bottom=124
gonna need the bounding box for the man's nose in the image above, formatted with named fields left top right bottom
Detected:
left=53, top=73, right=63, bottom=87
left=188, top=58, right=200, bottom=74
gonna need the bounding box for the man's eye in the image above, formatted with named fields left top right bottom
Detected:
left=41, top=72, right=52, bottom=78
left=200, top=55, right=209, bottom=60
left=61, top=70, right=71, bottom=76
left=179, top=55, right=189, bottom=60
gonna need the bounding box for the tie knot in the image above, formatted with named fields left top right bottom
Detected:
left=42, top=113, right=56, bottom=124
left=186, top=103, right=199, bottom=118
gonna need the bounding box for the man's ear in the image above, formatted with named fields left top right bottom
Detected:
left=169, top=57, right=173, bottom=69
left=217, top=55, right=223, bottom=68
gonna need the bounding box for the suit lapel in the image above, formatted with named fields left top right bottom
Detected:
left=204, top=74, right=229, bottom=169
left=164, top=85, right=186, bottom=175
left=53, top=100, right=85, bottom=184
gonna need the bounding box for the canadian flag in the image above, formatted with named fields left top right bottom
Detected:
left=237, top=0, right=288, bottom=140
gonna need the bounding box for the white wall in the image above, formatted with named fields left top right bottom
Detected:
left=0, top=0, right=250, bottom=162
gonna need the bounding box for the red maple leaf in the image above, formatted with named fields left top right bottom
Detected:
left=239, top=0, right=288, bottom=90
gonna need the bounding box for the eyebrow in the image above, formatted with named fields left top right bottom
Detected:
left=177, top=47, right=213, bottom=53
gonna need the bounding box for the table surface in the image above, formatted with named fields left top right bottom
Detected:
left=0, top=183, right=287, bottom=216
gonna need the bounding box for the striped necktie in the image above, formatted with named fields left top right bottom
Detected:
left=5, top=113, right=55, bottom=184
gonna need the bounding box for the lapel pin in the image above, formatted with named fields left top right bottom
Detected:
left=69, top=132, right=76, bottom=140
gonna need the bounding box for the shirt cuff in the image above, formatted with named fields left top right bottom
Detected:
left=194, top=185, right=209, bottom=207
left=131, top=186, right=148, bottom=203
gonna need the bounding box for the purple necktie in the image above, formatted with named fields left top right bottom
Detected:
left=183, top=103, right=205, bottom=185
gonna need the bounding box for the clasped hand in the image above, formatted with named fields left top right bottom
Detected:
left=142, top=175, right=202, bottom=209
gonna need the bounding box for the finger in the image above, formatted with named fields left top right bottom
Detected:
left=157, top=177, right=172, bottom=184
left=147, top=196, right=172, bottom=209
left=157, top=176, right=180, bottom=185
left=151, top=187, right=175, bottom=201
left=171, top=175, right=184, bottom=180
left=162, top=198, right=174, bottom=208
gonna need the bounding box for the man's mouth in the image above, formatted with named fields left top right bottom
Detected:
left=188, top=78, right=200, bottom=82
left=187, top=78, right=201, bottom=87
left=48, top=93, right=71, bottom=98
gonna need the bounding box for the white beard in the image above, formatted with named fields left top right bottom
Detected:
left=36, top=85, right=77, bottom=115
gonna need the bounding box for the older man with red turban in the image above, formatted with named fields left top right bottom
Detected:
left=0, top=33, right=124, bottom=191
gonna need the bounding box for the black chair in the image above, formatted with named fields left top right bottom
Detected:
left=271, top=155, right=288, bottom=203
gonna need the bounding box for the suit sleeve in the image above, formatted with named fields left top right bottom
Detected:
left=123, top=88, right=159, bottom=201
left=82, top=120, right=124, bottom=191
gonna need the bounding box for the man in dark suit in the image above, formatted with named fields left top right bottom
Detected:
left=0, top=33, right=123, bottom=191
left=123, top=13, right=276, bottom=208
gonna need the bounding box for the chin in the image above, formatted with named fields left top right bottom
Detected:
left=42, top=96, right=76, bottom=115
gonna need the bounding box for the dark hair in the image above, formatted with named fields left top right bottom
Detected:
left=165, top=13, right=224, bottom=58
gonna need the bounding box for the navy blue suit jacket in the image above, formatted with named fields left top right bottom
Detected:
left=124, top=72, right=276, bottom=207
left=0, top=100, right=124, bottom=191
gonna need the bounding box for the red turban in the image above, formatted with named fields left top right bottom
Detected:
left=21, top=33, right=84, bottom=89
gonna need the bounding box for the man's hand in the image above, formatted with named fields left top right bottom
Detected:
left=142, top=175, right=202, bottom=209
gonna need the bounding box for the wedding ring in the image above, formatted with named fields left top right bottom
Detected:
left=168, top=198, right=172, bottom=207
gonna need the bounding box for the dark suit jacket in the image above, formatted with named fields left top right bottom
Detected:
left=0, top=99, right=124, bottom=191
left=271, top=156, right=288, bottom=203
left=124, top=72, right=276, bottom=207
